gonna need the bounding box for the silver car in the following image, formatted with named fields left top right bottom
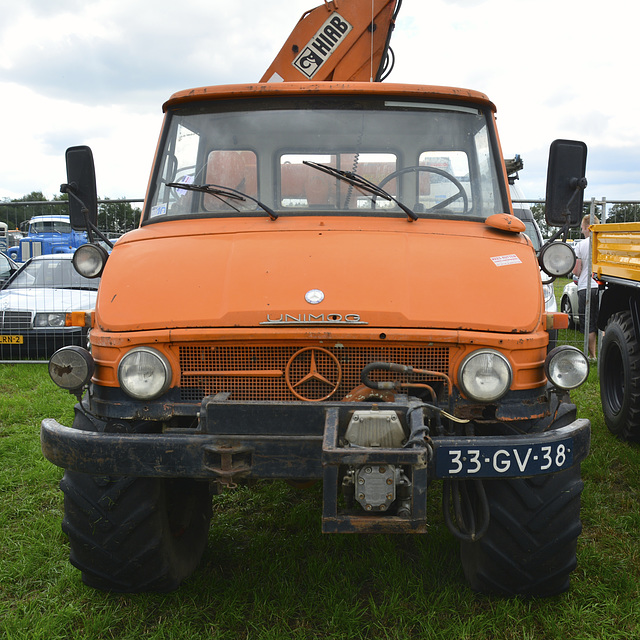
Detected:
left=0, top=254, right=99, bottom=359
left=561, top=279, right=579, bottom=329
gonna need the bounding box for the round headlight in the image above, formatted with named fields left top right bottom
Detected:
left=49, top=346, right=95, bottom=391
left=545, top=345, right=589, bottom=390
left=539, top=242, right=576, bottom=278
left=459, top=349, right=512, bottom=402
left=118, top=347, right=172, bottom=400
left=73, top=243, right=109, bottom=278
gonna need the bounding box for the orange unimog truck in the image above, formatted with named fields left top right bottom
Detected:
left=42, top=0, right=591, bottom=596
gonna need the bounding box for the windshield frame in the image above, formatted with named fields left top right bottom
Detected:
left=143, top=93, right=509, bottom=225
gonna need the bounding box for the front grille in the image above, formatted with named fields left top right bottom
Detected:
left=179, top=344, right=450, bottom=402
left=0, top=311, right=32, bottom=331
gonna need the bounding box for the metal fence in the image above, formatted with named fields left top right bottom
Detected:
left=1, top=197, right=638, bottom=364
left=517, top=198, right=640, bottom=357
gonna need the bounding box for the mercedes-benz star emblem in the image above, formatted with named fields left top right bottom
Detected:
left=285, top=347, right=342, bottom=401
left=305, top=289, right=324, bottom=305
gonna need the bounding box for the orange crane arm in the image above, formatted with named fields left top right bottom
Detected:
left=261, top=0, right=401, bottom=83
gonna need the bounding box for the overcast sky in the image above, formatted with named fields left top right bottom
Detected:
left=0, top=0, right=638, bottom=206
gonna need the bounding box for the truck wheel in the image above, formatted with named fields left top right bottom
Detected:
left=600, top=311, right=640, bottom=440
left=59, top=404, right=212, bottom=592
left=459, top=465, right=583, bottom=596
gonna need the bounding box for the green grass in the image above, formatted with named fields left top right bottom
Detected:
left=2, top=362, right=640, bottom=639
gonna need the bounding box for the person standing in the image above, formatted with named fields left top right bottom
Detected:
left=573, top=214, right=599, bottom=359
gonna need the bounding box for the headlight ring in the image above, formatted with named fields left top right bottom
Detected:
left=458, top=349, right=513, bottom=402
left=545, top=345, right=589, bottom=390
left=118, top=347, right=172, bottom=400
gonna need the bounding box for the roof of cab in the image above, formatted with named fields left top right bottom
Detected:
left=163, top=81, right=496, bottom=113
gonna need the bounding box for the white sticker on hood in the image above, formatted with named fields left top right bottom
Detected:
left=491, top=254, right=522, bottom=267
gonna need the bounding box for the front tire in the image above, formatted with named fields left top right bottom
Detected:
left=600, top=311, right=640, bottom=440
left=460, top=466, right=584, bottom=597
left=59, top=403, right=212, bottom=592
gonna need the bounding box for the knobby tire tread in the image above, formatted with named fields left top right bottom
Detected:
left=600, top=311, right=640, bottom=440
left=460, top=466, right=583, bottom=596
left=59, top=401, right=212, bottom=592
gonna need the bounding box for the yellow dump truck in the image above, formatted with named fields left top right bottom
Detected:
left=592, top=222, right=640, bottom=440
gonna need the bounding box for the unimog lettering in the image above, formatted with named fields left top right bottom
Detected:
left=261, top=313, right=366, bottom=325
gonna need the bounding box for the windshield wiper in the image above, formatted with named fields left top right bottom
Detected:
left=302, top=161, right=418, bottom=221
left=166, top=183, right=278, bottom=221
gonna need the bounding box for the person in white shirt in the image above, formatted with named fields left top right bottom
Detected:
left=572, top=214, right=599, bottom=359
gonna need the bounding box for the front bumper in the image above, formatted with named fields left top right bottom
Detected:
left=41, top=397, right=590, bottom=481
left=41, top=398, right=590, bottom=534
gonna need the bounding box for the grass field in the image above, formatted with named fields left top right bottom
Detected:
left=2, top=340, right=640, bottom=638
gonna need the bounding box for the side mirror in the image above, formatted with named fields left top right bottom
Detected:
left=544, top=139, right=587, bottom=228
left=62, top=146, right=98, bottom=231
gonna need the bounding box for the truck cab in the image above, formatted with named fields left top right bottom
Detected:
left=7, top=215, right=87, bottom=262
left=42, top=81, right=590, bottom=596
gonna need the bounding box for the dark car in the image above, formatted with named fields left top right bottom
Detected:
left=0, top=252, right=18, bottom=287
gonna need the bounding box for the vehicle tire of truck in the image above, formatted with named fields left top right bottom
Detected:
left=459, top=465, right=584, bottom=596
left=59, top=404, right=212, bottom=592
left=600, top=310, right=640, bottom=440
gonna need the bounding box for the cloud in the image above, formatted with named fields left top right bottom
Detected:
left=0, top=0, right=638, bottom=204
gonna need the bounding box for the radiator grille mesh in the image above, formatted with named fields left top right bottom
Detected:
left=179, top=344, right=450, bottom=402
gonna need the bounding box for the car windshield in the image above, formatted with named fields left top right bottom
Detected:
left=7, top=258, right=100, bottom=290
left=146, top=95, right=506, bottom=222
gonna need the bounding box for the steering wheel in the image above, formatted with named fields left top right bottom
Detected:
left=375, top=165, right=469, bottom=214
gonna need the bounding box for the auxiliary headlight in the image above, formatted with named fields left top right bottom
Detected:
left=49, top=345, right=95, bottom=391
left=539, top=241, right=576, bottom=279
left=118, top=347, right=172, bottom=400
left=458, top=349, right=512, bottom=402
left=545, top=345, right=589, bottom=390
left=73, top=243, right=109, bottom=278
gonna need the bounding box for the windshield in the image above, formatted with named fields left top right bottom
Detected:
left=146, top=96, right=506, bottom=222
left=30, top=220, right=72, bottom=234
left=8, top=258, right=100, bottom=290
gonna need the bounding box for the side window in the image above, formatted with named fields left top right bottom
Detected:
left=151, top=123, right=201, bottom=218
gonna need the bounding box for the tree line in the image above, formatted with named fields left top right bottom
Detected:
left=2, top=191, right=638, bottom=240
left=0, top=191, right=141, bottom=236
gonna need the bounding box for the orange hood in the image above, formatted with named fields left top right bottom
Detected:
left=95, top=217, right=542, bottom=334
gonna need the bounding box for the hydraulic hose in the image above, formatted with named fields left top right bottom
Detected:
left=443, top=478, right=490, bottom=543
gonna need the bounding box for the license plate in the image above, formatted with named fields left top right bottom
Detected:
left=435, top=438, right=574, bottom=478
left=0, top=335, right=23, bottom=344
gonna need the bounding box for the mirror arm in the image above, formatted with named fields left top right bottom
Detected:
left=546, top=221, right=571, bottom=244
left=565, top=176, right=588, bottom=212
left=60, top=183, right=114, bottom=249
